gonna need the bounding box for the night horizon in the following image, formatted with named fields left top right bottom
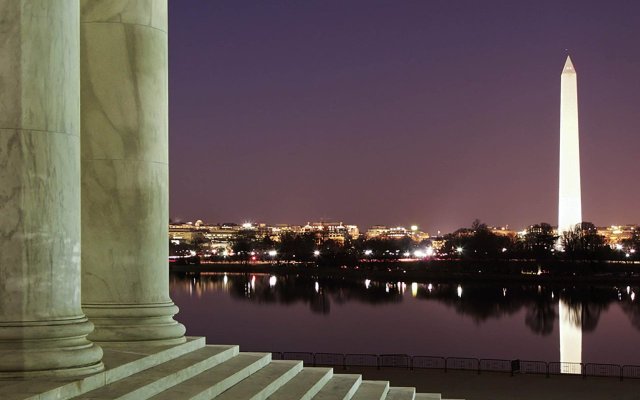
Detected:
left=4, top=1, right=640, bottom=396
left=168, top=0, right=640, bottom=234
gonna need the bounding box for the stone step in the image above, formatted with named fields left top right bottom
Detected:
left=351, top=380, right=389, bottom=400
left=99, top=337, right=208, bottom=385
left=311, top=374, right=362, bottom=400
left=268, top=367, right=333, bottom=400
left=385, top=387, right=416, bottom=400
left=76, top=345, right=237, bottom=400
left=414, top=394, right=441, bottom=400
left=149, top=352, right=272, bottom=400
left=215, top=360, right=303, bottom=400
left=1, top=337, right=208, bottom=400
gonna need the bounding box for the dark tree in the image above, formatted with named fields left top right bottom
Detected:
left=278, top=233, right=316, bottom=261
left=523, top=223, right=557, bottom=259
left=232, top=238, right=252, bottom=263
left=561, top=222, right=607, bottom=259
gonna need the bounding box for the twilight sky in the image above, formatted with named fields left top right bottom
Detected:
left=168, top=0, right=640, bottom=233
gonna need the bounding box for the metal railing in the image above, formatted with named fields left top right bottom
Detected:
left=264, top=351, right=640, bottom=381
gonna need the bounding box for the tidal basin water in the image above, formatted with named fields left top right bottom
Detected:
left=170, top=272, right=640, bottom=366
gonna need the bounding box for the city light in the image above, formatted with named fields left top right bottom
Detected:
left=411, top=225, right=418, bottom=231
left=425, top=246, right=435, bottom=257
left=269, top=276, right=277, bottom=287
left=315, top=281, right=319, bottom=293
left=456, top=247, right=463, bottom=254
left=313, top=250, right=320, bottom=256
left=457, top=285, right=463, bottom=298
left=411, top=282, right=418, bottom=297
left=365, top=279, right=371, bottom=289
left=364, top=250, right=373, bottom=256
left=268, top=250, right=277, bottom=257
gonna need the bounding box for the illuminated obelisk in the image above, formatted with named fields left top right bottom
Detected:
left=558, top=55, right=582, bottom=235
left=558, top=55, right=582, bottom=373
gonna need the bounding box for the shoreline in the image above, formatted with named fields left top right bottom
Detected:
left=170, top=260, right=640, bottom=284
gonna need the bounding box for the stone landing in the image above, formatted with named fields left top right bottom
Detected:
left=0, top=338, right=460, bottom=400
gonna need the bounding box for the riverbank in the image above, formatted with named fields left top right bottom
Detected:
left=170, top=260, right=640, bottom=284
left=347, top=367, right=640, bottom=400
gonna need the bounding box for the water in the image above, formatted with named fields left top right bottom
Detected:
left=170, top=272, right=640, bottom=366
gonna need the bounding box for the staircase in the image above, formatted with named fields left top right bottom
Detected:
left=2, top=338, right=462, bottom=400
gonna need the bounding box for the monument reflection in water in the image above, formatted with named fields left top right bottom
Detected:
left=170, top=272, right=640, bottom=366
left=559, top=299, right=582, bottom=374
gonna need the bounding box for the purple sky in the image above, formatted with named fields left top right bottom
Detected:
left=168, top=0, right=640, bottom=234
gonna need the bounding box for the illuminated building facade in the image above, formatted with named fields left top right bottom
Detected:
left=365, top=225, right=429, bottom=241
left=301, top=221, right=360, bottom=244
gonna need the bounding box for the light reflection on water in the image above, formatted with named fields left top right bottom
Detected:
left=170, top=272, right=640, bottom=365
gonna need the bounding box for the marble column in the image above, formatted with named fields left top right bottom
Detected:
left=80, top=0, right=185, bottom=345
left=0, top=0, right=103, bottom=377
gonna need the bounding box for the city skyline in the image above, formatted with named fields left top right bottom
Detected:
left=168, top=1, right=640, bottom=233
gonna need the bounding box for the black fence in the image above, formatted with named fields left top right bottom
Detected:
left=264, top=351, right=640, bottom=381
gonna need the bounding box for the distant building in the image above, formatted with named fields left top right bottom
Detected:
left=169, top=222, right=202, bottom=244
left=489, top=226, right=517, bottom=238
left=301, top=221, right=359, bottom=244
left=597, top=225, right=637, bottom=245
left=365, top=225, right=429, bottom=242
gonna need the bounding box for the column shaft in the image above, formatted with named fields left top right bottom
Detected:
left=0, top=0, right=103, bottom=377
left=80, top=0, right=185, bottom=345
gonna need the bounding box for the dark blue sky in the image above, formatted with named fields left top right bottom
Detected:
left=168, top=0, right=640, bottom=233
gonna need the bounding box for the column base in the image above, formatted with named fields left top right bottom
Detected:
left=0, top=316, right=104, bottom=379
left=83, top=302, right=186, bottom=346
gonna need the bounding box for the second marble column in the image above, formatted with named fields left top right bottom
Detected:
left=80, top=0, right=185, bottom=345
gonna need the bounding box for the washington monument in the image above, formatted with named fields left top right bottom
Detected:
left=558, top=55, right=582, bottom=234
left=558, top=55, right=583, bottom=373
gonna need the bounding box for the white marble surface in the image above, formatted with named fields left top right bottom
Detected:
left=80, top=22, right=167, bottom=163
left=80, top=0, right=184, bottom=345
left=0, top=0, right=102, bottom=377
left=81, top=0, right=167, bottom=32
left=558, top=56, right=582, bottom=234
